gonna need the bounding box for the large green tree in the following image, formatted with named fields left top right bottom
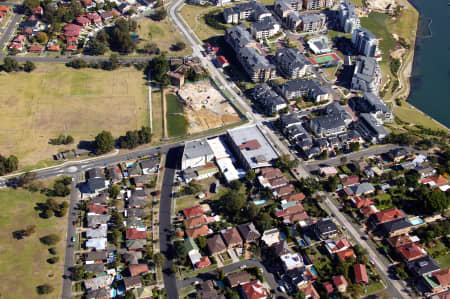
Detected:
left=95, top=131, right=115, bottom=154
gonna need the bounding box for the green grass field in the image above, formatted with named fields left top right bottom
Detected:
left=394, top=103, right=446, bottom=130
left=0, top=64, right=149, bottom=167
left=180, top=4, right=228, bottom=41
left=135, top=17, right=192, bottom=56
left=165, top=93, right=187, bottom=137
left=0, top=188, right=68, bottom=299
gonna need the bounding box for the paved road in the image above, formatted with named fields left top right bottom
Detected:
left=177, top=259, right=287, bottom=298
left=62, top=175, right=81, bottom=299
left=159, top=147, right=183, bottom=299
left=0, top=13, right=21, bottom=49
left=324, top=197, right=412, bottom=299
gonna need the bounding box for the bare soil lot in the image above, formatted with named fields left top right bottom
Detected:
left=176, top=80, right=240, bottom=134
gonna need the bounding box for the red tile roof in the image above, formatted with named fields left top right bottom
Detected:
left=28, top=45, right=42, bottom=52
left=281, top=192, right=305, bottom=202
left=396, top=243, right=426, bottom=261
left=183, top=205, right=204, bottom=218
left=241, top=280, right=267, bottom=299
left=216, top=55, right=229, bottom=66
left=336, top=239, right=351, bottom=249
left=303, top=284, right=320, bottom=299
left=422, top=175, right=448, bottom=186
left=260, top=167, right=283, bottom=180
left=195, top=256, right=211, bottom=269
left=274, top=204, right=305, bottom=218
left=354, top=264, right=368, bottom=284
left=185, top=225, right=209, bottom=238
left=88, top=204, right=108, bottom=215
left=337, top=248, right=355, bottom=262
left=432, top=269, right=450, bottom=287
left=322, top=282, right=334, bottom=294
left=341, top=175, right=360, bottom=187
left=126, top=228, right=146, bottom=240
left=184, top=215, right=207, bottom=229
left=386, top=234, right=413, bottom=248
left=76, top=16, right=90, bottom=26
left=353, top=196, right=373, bottom=208
left=274, top=184, right=295, bottom=197
left=0, top=6, right=9, bottom=12
left=375, top=208, right=405, bottom=224
left=333, top=275, right=348, bottom=287
left=129, top=264, right=149, bottom=276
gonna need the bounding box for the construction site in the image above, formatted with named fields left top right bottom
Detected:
left=177, top=80, right=241, bottom=134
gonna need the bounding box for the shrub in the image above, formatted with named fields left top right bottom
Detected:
left=36, top=284, right=54, bottom=295
left=40, top=234, right=61, bottom=246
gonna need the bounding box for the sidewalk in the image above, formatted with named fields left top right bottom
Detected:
left=152, top=154, right=166, bottom=254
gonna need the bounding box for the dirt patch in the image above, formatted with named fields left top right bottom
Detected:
left=177, top=80, right=240, bottom=134
left=366, top=0, right=396, bottom=11
left=390, top=47, right=406, bottom=59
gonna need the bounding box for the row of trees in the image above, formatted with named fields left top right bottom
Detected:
left=1, top=58, right=36, bottom=73
left=94, top=127, right=152, bottom=154
left=0, top=154, right=19, bottom=176
left=86, top=19, right=137, bottom=55
left=49, top=134, right=74, bottom=145
left=66, top=55, right=121, bottom=71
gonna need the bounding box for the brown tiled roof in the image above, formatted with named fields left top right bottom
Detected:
left=375, top=208, right=405, bottom=224
left=184, top=215, right=207, bottom=229
left=274, top=184, right=295, bottom=197
left=260, top=167, right=283, bottom=180
left=129, top=264, right=149, bottom=276
left=396, top=243, right=426, bottom=261
left=226, top=271, right=250, bottom=287
left=221, top=227, right=243, bottom=247
left=185, top=225, right=209, bottom=238
left=126, top=228, right=146, bottom=240
left=274, top=204, right=305, bottom=218
left=207, top=234, right=226, bottom=254
left=337, top=248, right=355, bottom=262
left=333, top=275, right=348, bottom=287
left=433, top=269, right=450, bottom=287
left=386, top=234, right=413, bottom=248
left=281, top=192, right=305, bottom=202
left=341, top=175, right=360, bottom=187
left=183, top=206, right=204, bottom=218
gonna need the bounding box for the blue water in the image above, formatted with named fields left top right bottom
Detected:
left=298, top=239, right=306, bottom=247
left=216, top=281, right=225, bottom=289
left=409, top=218, right=424, bottom=225
left=309, top=266, right=318, bottom=276
left=253, top=200, right=266, bottom=205
left=280, top=232, right=287, bottom=240
left=406, top=0, right=450, bottom=128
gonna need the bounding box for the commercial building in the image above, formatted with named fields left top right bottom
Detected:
left=351, top=56, right=382, bottom=93
left=338, top=1, right=360, bottom=33
left=227, top=125, right=279, bottom=170
left=181, top=139, right=214, bottom=170
left=352, top=27, right=379, bottom=57
left=275, top=48, right=312, bottom=79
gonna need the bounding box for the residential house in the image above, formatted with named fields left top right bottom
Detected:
left=186, top=225, right=209, bottom=238
left=240, top=280, right=268, bottom=299
left=183, top=205, right=204, bottom=219
left=237, top=222, right=261, bottom=243
left=128, top=190, right=147, bottom=208
left=207, top=234, right=227, bottom=255
left=227, top=271, right=251, bottom=287
left=84, top=251, right=108, bottom=264
left=407, top=256, right=440, bottom=277
left=322, top=281, right=334, bottom=294
left=128, top=163, right=142, bottom=177
left=261, top=228, right=280, bottom=246
left=124, top=276, right=142, bottom=291
left=344, top=182, right=375, bottom=196
left=123, top=251, right=143, bottom=265
left=280, top=252, right=304, bottom=271
left=386, top=234, right=413, bottom=248
left=333, top=275, right=348, bottom=293
left=396, top=242, right=427, bottom=262
left=140, top=157, right=159, bottom=175
left=337, top=248, right=356, bottom=262
left=87, top=214, right=110, bottom=228
left=313, top=219, right=338, bottom=239
left=126, top=239, right=147, bottom=251
left=352, top=196, right=373, bottom=209
left=86, top=238, right=107, bottom=251
left=76, top=16, right=90, bottom=27
left=86, top=288, right=109, bottom=299
left=126, top=228, right=146, bottom=240
left=320, top=166, right=338, bottom=178
left=341, top=175, right=360, bottom=188
left=353, top=264, right=368, bottom=284
left=274, top=203, right=309, bottom=224
left=221, top=227, right=243, bottom=248
left=282, top=192, right=306, bottom=202
left=108, top=167, right=123, bottom=183
left=302, top=283, right=320, bottom=299
left=424, top=268, right=450, bottom=294
left=132, top=175, right=150, bottom=188
left=198, top=280, right=225, bottom=299
left=84, top=275, right=114, bottom=291
left=324, top=238, right=351, bottom=255
left=371, top=208, right=406, bottom=226
left=128, top=264, right=149, bottom=277
left=274, top=184, right=295, bottom=198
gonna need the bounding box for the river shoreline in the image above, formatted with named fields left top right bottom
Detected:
left=399, top=0, right=449, bottom=130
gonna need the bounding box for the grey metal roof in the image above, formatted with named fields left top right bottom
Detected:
left=228, top=124, right=279, bottom=169
left=407, top=256, right=440, bottom=276
left=354, top=56, right=379, bottom=82
left=238, top=46, right=274, bottom=72
left=354, top=27, right=377, bottom=40
left=275, top=47, right=311, bottom=71
left=251, top=16, right=279, bottom=32
left=280, top=113, right=302, bottom=127
left=311, top=115, right=346, bottom=130
left=360, top=113, right=388, bottom=136
left=363, top=92, right=391, bottom=114
left=299, top=12, right=325, bottom=24
left=226, top=24, right=255, bottom=49
left=183, top=139, right=214, bottom=160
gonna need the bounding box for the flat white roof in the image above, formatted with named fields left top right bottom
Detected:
left=280, top=253, right=303, bottom=269
left=207, top=137, right=233, bottom=160
left=86, top=238, right=107, bottom=251
left=217, top=158, right=241, bottom=182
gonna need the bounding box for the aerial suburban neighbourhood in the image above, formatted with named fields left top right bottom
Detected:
left=0, top=0, right=448, bottom=298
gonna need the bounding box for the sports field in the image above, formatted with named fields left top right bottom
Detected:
left=0, top=187, right=68, bottom=299
left=309, top=53, right=341, bottom=66
left=0, top=64, right=149, bottom=167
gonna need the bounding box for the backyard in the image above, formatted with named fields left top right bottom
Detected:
left=165, top=93, right=188, bottom=137
left=0, top=187, right=68, bottom=299
left=135, top=17, right=192, bottom=56
left=0, top=64, right=149, bottom=168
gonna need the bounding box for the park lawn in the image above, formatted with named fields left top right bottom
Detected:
left=166, top=93, right=184, bottom=114
left=393, top=103, right=446, bottom=130
left=347, top=0, right=365, bottom=6
left=151, top=91, right=164, bottom=141
left=135, top=17, right=192, bottom=56
left=366, top=281, right=385, bottom=295
left=0, top=188, right=68, bottom=299
left=180, top=4, right=228, bottom=42
left=0, top=63, right=149, bottom=167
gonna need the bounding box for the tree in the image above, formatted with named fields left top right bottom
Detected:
left=47, top=256, right=59, bottom=264
left=18, top=172, right=37, bottom=187
left=295, top=292, right=306, bottom=299
left=347, top=283, right=364, bottom=298
left=2, top=57, right=19, bottom=72
left=245, top=170, right=256, bottom=182
left=152, top=8, right=167, bottom=21
left=274, top=154, right=298, bottom=171
left=424, top=190, right=450, bottom=213
left=396, top=263, right=408, bottom=280
left=350, top=142, right=360, bottom=152
left=173, top=41, right=186, bottom=51
left=36, top=284, right=54, bottom=295
left=36, top=32, right=48, bottom=44
left=255, top=212, right=273, bottom=232
left=22, top=60, right=36, bottom=72
left=109, top=184, right=120, bottom=199
left=95, top=131, right=115, bottom=154
left=143, top=42, right=160, bottom=54
left=340, top=156, right=348, bottom=164
left=153, top=252, right=166, bottom=268
left=23, top=0, right=40, bottom=12
left=326, top=175, right=339, bottom=192
left=40, top=234, right=61, bottom=246
left=4, top=155, right=18, bottom=173
left=197, top=235, right=207, bottom=250
left=86, top=39, right=107, bottom=55
left=109, top=19, right=136, bottom=54
left=53, top=181, right=70, bottom=196
left=174, top=241, right=188, bottom=263
left=23, top=224, right=36, bottom=237
left=148, top=55, right=169, bottom=85
left=216, top=269, right=225, bottom=280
